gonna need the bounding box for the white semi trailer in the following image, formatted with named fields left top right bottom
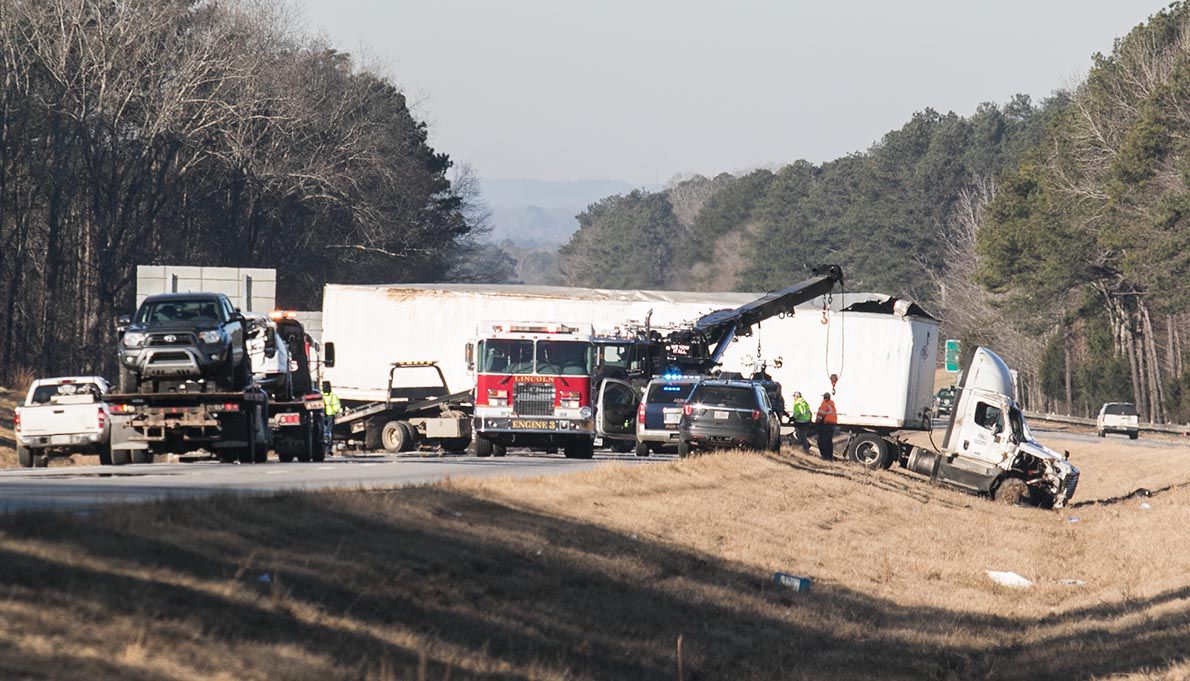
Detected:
left=320, top=284, right=940, bottom=436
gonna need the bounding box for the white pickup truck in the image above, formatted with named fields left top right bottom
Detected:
left=14, top=377, right=112, bottom=467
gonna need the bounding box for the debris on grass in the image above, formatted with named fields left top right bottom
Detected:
left=773, top=572, right=813, bottom=593
left=986, top=570, right=1032, bottom=588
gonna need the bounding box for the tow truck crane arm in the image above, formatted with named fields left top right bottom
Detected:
left=668, top=264, right=844, bottom=370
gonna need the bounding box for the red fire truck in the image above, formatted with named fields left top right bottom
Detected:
left=468, top=322, right=596, bottom=459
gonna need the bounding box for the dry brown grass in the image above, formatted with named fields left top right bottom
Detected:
left=0, top=434, right=1187, bottom=679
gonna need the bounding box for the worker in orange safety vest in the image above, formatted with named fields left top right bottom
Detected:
left=815, top=392, right=838, bottom=461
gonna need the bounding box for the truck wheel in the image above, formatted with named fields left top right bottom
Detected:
left=992, top=476, right=1029, bottom=506
left=768, top=428, right=782, bottom=452
left=130, top=450, right=153, bottom=464
left=99, top=443, right=113, bottom=466
left=563, top=438, right=594, bottom=460
left=111, top=449, right=132, bottom=466
left=382, top=421, right=411, bottom=453
left=493, top=442, right=507, bottom=457
left=849, top=433, right=892, bottom=471
left=473, top=436, right=494, bottom=458
left=279, top=451, right=296, bottom=463
left=677, top=439, right=691, bottom=458
left=1129, top=432, right=1139, bottom=440
left=17, top=443, right=33, bottom=468
left=118, top=366, right=137, bottom=393
left=634, top=440, right=650, bottom=457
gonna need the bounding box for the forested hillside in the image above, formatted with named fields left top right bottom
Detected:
left=558, top=98, right=1055, bottom=297
left=0, top=0, right=505, bottom=381
left=559, top=4, right=1190, bottom=423
left=971, top=3, right=1190, bottom=422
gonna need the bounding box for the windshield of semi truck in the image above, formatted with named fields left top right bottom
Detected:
left=136, top=299, right=223, bottom=324
left=478, top=339, right=534, bottom=374
left=1008, top=407, right=1027, bottom=442
left=536, top=341, right=593, bottom=376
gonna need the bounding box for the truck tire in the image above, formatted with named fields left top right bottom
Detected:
left=17, top=443, right=33, bottom=468
left=634, top=440, right=650, bottom=457
left=768, top=427, right=782, bottom=452
left=493, top=442, right=507, bottom=457
left=99, top=443, right=113, bottom=466
left=381, top=420, right=411, bottom=453
left=563, top=438, right=594, bottom=460
left=111, top=449, right=132, bottom=466
left=849, top=433, right=892, bottom=471
left=118, top=366, right=137, bottom=394
left=992, top=475, right=1029, bottom=506
left=130, top=450, right=153, bottom=464
left=677, top=439, right=691, bottom=458
left=279, top=451, right=296, bottom=463
left=1129, top=432, right=1139, bottom=440
left=473, top=436, right=494, bottom=458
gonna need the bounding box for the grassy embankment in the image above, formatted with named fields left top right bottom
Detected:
left=0, top=431, right=1189, bottom=679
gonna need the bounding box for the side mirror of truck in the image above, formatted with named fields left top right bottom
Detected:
left=115, top=314, right=131, bottom=331
left=323, top=342, right=335, bottom=368
left=229, top=311, right=245, bottom=324
left=465, top=342, right=475, bottom=371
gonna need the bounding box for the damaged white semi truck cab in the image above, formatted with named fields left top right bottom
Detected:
left=902, top=347, right=1080, bottom=508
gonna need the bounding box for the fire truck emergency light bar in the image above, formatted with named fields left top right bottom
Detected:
left=491, top=322, right=578, bottom=334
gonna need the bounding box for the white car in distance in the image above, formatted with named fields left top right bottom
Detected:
left=1097, top=402, right=1139, bottom=440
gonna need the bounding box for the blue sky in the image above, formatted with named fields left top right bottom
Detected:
left=299, top=0, right=1168, bottom=184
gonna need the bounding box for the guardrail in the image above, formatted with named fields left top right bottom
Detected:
left=1025, top=411, right=1190, bottom=437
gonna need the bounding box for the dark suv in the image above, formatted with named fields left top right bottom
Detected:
left=677, top=379, right=782, bottom=457
left=116, top=293, right=251, bottom=393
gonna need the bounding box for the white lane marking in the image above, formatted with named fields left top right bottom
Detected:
left=317, top=466, right=334, bottom=470
left=361, top=463, right=379, bottom=467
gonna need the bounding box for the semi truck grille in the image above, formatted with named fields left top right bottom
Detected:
left=515, top=383, right=555, bottom=416
left=1063, top=469, right=1080, bottom=501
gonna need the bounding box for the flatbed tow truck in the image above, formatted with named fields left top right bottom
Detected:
left=107, top=387, right=271, bottom=464
left=331, top=361, right=472, bottom=454
left=106, top=310, right=331, bottom=465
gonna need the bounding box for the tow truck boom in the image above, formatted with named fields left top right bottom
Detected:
left=665, top=264, right=844, bottom=372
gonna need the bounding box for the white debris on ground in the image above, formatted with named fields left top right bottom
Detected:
left=986, top=570, right=1033, bottom=588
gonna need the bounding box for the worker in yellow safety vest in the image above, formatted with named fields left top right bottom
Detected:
left=790, top=392, right=813, bottom=453
left=322, top=383, right=342, bottom=417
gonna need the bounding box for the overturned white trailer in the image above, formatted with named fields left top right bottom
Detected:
left=321, top=283, right=940, bottom=433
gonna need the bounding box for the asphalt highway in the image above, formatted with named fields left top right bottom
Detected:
left=0, top=452, right=660, bottom=514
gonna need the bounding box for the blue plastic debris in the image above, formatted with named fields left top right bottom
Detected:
left=773, top=572, right=812, bottom=593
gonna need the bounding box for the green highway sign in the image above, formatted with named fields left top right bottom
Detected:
left=945, top=339, right=961, bottom=372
